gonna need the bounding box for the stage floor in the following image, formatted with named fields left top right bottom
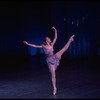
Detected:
left=0, top=56, right=100, bottom=99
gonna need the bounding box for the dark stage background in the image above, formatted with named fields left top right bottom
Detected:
left=0, top=1, right=100, bottom=99
left=0, top=1, right=100, bottom=69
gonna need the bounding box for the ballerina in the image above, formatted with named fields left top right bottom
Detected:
left=23, top=26, right=75, bottom=95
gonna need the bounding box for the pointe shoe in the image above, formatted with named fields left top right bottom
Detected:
left=53, top=88, right=57, bottom=95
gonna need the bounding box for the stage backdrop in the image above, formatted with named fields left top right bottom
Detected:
left=0, top=1, right=100, bottom=61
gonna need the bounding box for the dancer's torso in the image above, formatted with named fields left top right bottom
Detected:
left=42, top=43, right=54, bottom=57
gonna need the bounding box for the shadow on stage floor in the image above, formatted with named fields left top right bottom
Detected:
left=0, top=55, right=100, bottom=99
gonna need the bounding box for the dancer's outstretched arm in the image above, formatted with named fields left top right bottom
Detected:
left=23, top=41, right=42, bottom=48
left=52, top=26, right=57, bottom=46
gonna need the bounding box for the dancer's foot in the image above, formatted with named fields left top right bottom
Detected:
left=70, top=34, right=75, bottom=42
left=53, top=88, right=57, bottom=95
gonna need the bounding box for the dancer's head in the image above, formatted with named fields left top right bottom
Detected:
left=43, top=37, right=51, bottom=45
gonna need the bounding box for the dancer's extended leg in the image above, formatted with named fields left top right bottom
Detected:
left=56, top=34, right=75, bottom=58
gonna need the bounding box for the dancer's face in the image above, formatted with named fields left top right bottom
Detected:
left=46, top=37, right=51, bottom=44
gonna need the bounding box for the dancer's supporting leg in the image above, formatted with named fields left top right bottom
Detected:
left=49, top=64, right=57, bottom=95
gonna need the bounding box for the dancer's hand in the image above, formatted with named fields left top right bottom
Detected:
left=70, top=34, right=75, bottom=42
left=52, top=26, right=56, bottom=30
left=23, top=41, right=28, bottom=45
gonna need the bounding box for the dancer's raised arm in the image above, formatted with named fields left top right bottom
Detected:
left=23, top=41, right=42, bottom=48
left=52, top=26, right=57, bottom=46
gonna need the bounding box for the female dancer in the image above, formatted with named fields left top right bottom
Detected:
left=23, top=26, right=75, bottom=95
